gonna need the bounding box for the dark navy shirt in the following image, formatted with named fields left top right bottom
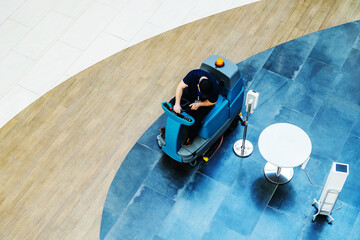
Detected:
left=182, top=69, right=219, bottom=103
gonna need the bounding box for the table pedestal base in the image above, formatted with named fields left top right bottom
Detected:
left=233, top=140, right=253, bottom=158
left=264, top=162, right=294, bottom=184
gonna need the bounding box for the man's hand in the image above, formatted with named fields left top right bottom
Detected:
left=189, top=102, right=200, bottom=110
left=174, top=103, right=182, bottom=113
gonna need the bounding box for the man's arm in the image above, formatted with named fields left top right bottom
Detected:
left=189, top=99, right=216, bottom=110
left=174, top=81, right=187, bottom=113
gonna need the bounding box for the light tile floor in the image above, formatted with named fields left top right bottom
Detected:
left=0, top=0, right=259, bottom=128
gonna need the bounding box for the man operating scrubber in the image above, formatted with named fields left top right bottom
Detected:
left=161, top=69, right=219, bottom=147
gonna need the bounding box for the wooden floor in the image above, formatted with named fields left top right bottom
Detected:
left=1, top=0, right=359, bottom=239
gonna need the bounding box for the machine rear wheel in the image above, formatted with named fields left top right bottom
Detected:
left=189, top=159, right=197, bottom=167
left=157, top=136, right=163, bottom=149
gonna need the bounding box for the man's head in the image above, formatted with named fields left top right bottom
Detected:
left=198, top=76, right=213, bottom=99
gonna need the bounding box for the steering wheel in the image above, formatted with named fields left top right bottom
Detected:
left=179, top=99, right=191, bottom=111
left=169, top=98, right=191, bottom=112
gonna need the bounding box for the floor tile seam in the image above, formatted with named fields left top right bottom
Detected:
left=166, top=162, right=203, bottom=201
left=328, top=92, right=360, bottom=109
left=105, top=185, right=148, bottom=238
left=137, top=142, right=181, bottom=202
left=100, top=209, right=121, bottom=240
left=238, top=51, right=273, bottom=87
left=297, top=218, right=309, bottom=240
left=321, top=43, right=357, bottom=70
left=207, top=160, right=279, bottom=237
left=17, top=20, right=78, bottom=63
left=344, top=128, right=360, bottom=152
left=8, top=2, right=58, bottom=30
left=54, top=0, right=97, bottom=20
left=60, top=19, right=109, bottom=53
left=349, top=211, right=360, bottom=240
left=197, top=163, right=247, bottom=236
left=197, top=164, right=235, bottom=189
left=309, top=46, right=351, bottom=71
left=107, top=148, right=163, bottom=214
left=136, top=141, right=162, bottom=156
left=1, top=17, right=32, bottom=32
left=105, top=31, right=129, bottom=43
left=10, top=48, right=37, bottom=62
left=292, top=78, right=335, bottom=106
left=262, top=67, right=294, bottom=82
left=264, top=40, right=317, bottom=81
left=63, top=1, right=165, bottom=76
left=306, top=55, right=341, bottom=70
left=267, top=205, right=308, bottom=226
left=0, top=69, right=28, bottom=100
left=148, top=0, right=167, bottom=21
left=141, top=180, right=177, bottom=202
left=102, top=0, right=164, bottom=45
left=122, top=17, right=166, bottom=49
left=105, top=184, right=175, bottom=240
left=350, top=46, right=360, bottom=55
left=278, top=105, right=316, bottom=127
left=60, top=1, right=122, bottom=59
left=15, top=50, right=73, bottom=96
left=196, top=170, right=232, bottom=191
left=0, top=0, right=28, bottom=26
left=279, top=90, right=324, bottom=121
left=14, top=82, right=41, bottom=97
left=51, top=8, right=79, bottom=21
left=308, top=92, right=360, bottom=136
left=56, top=39, right=86, bottom=77
left=348, top=132, right=360, bottom=140
left=245, top=189, right=278, bottom=239
left=146, top=1, right=199, bottom=30
left=41, top=12, right=80, bottom=60
left=0, top=54, right=36, bottom=100
left=9, top=17, right=79, bottom=66
left=306, top=92, right=330, bottom=131
left=251, top=71, right=294, bottom=110
left=181, top=10, right=203, bottom=28
left=93, top=0, right=120, bottom=10
left=193, top=170, right=235, bottom=239
left=202, top=170, right=258, bottom=239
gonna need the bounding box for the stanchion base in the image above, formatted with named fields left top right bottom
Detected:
left=233, top=140, right=253, bottom=158
left=264, top=162, right=293, bottom=184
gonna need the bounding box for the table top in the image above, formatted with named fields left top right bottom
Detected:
left=258, top=123, right=312, bottom=168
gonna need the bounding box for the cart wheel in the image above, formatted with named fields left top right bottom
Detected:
left=190, top=159, right=197, bottom=167
left=157, top=138, right=162, bottom=149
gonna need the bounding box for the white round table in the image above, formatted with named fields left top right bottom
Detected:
left=258, top=123, right=312, bottom=184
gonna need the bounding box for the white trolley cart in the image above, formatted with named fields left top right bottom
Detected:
left=312, top=162, right=349, bottom=223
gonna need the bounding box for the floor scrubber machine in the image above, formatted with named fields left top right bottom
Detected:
left=157, top=55, right=245, bottom=165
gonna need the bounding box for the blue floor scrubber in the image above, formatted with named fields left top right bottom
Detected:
left=157, top=55, right=245, bottom=165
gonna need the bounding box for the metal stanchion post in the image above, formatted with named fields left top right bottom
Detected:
left=233, top=90, right=259, bottom=158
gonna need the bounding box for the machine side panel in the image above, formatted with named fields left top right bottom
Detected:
left=198, top=96, right=229, bottom=139
left=229, top=87, right=244, bottom=117
left=226, top=74, right=244, bottom=101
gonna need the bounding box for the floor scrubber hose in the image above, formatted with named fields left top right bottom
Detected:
left=203, top=135, right=224, bottom=162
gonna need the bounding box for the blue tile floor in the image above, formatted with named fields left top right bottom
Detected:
left=101, top=20, right=360, bottom=240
